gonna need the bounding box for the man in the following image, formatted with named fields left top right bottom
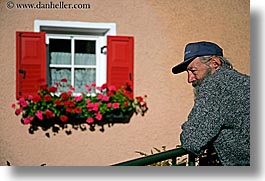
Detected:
left=172, top=41, right=250, bottom=166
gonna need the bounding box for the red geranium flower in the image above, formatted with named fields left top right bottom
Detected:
left=44, top=95, right=52, bottom=102
left=54, top=100, right=63, bottom=106
left=12, top=81, right=148, bottom=135
left=49, top=86, right=58, bottom=93
left=60, top=92, right=68, bottom=101
left=15, top=108, right=22, bottom=115
left=66, top=108, right=73, bottom=113
left=68, top=101, right=75, bottom=108
left=61, top=78, right=67, bottom=83
left=23, top=116, right=33, bottom=124
left=11, top=103, right=15, bottom=109
left=74, top=107, right=82, bottom=114
left=136, top=96, right=144, bottom=103
left=124, top=101, right=129, bottom=107
left=45, top=109, right=55, bottom=119
left=60, top=115, right=68, bottom=122
left=33, top=95, right=42, bottom=103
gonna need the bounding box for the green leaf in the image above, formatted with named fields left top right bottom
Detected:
left=135, top=151, right=148, bottom=156
left=153, top=147, right=161, bottom=153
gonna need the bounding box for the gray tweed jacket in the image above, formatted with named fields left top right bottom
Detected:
left=180, top=67, right=250, bottom=166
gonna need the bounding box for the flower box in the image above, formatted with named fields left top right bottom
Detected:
left=12, top=79, right=148, bottom=137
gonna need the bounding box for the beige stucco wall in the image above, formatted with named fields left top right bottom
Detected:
left=0, top=0, right=249, bottom=166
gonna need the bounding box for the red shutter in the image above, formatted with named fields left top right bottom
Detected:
left=16, top=32, right=46, bottom=99
left=107, top=36, right=134, bottom=97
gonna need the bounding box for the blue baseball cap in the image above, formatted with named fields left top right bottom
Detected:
left=172, top=41, right=223, bottom=74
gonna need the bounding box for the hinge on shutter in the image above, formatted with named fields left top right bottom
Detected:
left=101, top=46, right=107, bottom=54
left=19, top=69, right=26, bottom=79
left=129, top=73, right=132, bottom=81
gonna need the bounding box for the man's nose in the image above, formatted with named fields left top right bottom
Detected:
left=187, top=71, right=196, bottom=83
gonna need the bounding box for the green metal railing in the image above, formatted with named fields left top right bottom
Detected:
left=112, top=147, right=195, bottom=166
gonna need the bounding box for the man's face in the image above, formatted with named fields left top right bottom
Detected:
left=186, top=57, right=212, bottom=88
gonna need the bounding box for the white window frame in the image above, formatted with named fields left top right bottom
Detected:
left=47, top=35, right=100, bottom=92
left=34, top=20, right=116, bottom=90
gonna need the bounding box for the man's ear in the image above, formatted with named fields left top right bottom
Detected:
left=210, top=57, right=222, bottom=70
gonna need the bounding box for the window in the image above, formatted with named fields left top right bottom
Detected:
left=47, top=35, right=98, bottom=93
left=16, top=20, right=134, bottom=99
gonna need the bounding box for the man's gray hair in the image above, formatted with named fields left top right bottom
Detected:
left=200, top=56, right=233, bottom=69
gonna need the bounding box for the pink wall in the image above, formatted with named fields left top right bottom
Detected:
left=0, top=0, right=249, bottom=166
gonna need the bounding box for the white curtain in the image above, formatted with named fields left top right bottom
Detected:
left=50, top=68, right=71, bottom=92
left=75, top=53, right=96, bottom=65
left=75, top=68, right=96, bottom=93
left=50, top=52, right=71, bottom=65
left=50, top=52, right=96, bottom=93
left=50, top=52, right=96, bottom=65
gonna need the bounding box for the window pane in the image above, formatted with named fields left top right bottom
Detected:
left=74, top=68, right=96, bottom=93
left=50, top=68, right=71, bottom=92
left=49, top=39, right=71, bottom=65
left=74, top=40, right=96, bottom=65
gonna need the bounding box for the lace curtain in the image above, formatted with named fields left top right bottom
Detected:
left=50, top=52, right=96, bottom=93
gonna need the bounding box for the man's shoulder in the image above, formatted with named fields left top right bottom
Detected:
left=207, top=68, right=249, bottom=84
left=200, top=68, right=250, bottom=94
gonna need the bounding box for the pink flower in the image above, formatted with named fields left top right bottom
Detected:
left=108, top=85, right=116, bottom=92
left=87, top=102, right=94, bottom=111
left=11, top=103, right=15, bottom=109
left=86, top=117, right=94, bottom=124
left=96, top=86, right=103, bottom=92
left=74, top=95, right=83, bottom=101
left=97, top=94, right=109, bottom=101
left=91, top=82, right=96, bottom=87
left=85, top=84, right=92, bottom=92
left=102, top=95, right=109, bottom=102
left=23, top=116, right=33, bottom=124
left=107, top=103, right=112, bottom=108
left=113, top=103, right=120, bottom=109
left=15, top=108, right=22, bottom=115
left=95, top=112, right=102, bottom=121
left=70, top=86, right=76, bottom=92
left=97, top=83, right=107, bottom=92
left=35, top=111, right=43, bottom=120
left=97, top=94, right=104, bottom=100
left=18, top=97, right=28, bottom=108
left=28, top=95, right=33, bottom=100
left=93, top=103, right=99, bottom=112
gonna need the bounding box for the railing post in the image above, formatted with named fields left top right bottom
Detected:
left=171, top=157, right=176, bottom=166
left=188, top=154, right=196, bottom=166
